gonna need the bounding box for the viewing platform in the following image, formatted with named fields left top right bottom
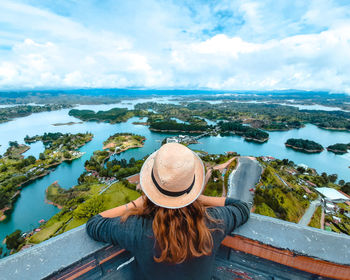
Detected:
left=0, top=213, right=349, bottom=280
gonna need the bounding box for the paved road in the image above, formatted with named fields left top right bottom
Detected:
left=228, top=157, right=262, bottom=203
left=298, top=198, right=321, bottom=226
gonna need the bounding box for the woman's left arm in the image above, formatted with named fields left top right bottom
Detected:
left=86, top=196, right=143, bottom=246
left=99, top=196, right=144, bottom=218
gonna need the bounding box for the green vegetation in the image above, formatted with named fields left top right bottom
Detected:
left=203, top=169, right=223, bottom=197
left=218, top=121, right=269, bottom=142
left=254, top=164, right=311, bottom=223
left=30, top=181, right=140, bottom=244
left=103, top=133, right=145, bottom=152
left=0, top=133, right=93, bottom=220
left=341, top=182, right=350, bottom=196
left=327, top=143, right=350, bottom=154
left=5, top=230, right=24, bottom=251
left=68, top=108, right=149, bottom=124
left=0, top=104, right=73, bottom=123
left=136, top=100, right=350, bottom=131
left=285, top=138, right=324, bottom=153
left=149, top=120, right=208, bottom=132
left=308, top=206, right=322, bottom=229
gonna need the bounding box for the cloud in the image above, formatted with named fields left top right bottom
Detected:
left=0, top=0, right=350, bottom=93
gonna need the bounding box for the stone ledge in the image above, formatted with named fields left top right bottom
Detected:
left=0, top=213, right=349, bottom=280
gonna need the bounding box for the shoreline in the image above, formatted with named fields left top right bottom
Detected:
left=149, top=128, right=206, bottom=133
left=45, top=188, right=63, bottom=209
left=285, top=144, right=323, bottom=153
left=326, top=148, right=348, bottom=155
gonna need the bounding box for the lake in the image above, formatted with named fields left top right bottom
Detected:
left=0, top=99, right=349, bottom=254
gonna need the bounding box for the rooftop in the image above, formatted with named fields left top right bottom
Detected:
left=0, top=213, right=349, bottom=280
left=315, top=187, right=350, bottom=201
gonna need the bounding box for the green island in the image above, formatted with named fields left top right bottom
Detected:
left=25, top=135, right=147, bottom=245
left=135, top=101, right=350, bottom=131
left=68, top=108, right=149, bottom=124
left=218, top=121, right=269, bottom=142
left=149, top=120, right=209, bottom=133
left=68, top=100, right=350, bottom=145
left=327, top=143, right=350, bottom=154
left=0, top=104, right=73, bottom=123
left=52, top=121, right=83, bottom=126
left=103, top=133, right=145, bottom=153
left=0, top=132, right=93, bottom=221
left=285, top=138, right=324, bottom=153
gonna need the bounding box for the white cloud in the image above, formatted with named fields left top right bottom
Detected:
left=0, top=0, right=350, bottom=93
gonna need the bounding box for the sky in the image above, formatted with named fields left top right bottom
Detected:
left=0, top=0, right=350, bottom=93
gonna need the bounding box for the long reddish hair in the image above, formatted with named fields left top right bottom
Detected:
left=121, top=195, right=220, bottom=264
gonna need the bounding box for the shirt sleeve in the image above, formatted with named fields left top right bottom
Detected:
left=207, top=197, right=250, bottom=236
left=86, top=214, right=135, bottom=249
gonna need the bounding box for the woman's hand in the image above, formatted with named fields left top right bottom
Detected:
left=100, top=195, right=144, bottom=218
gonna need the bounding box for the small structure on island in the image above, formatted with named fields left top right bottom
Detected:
left=166, top=137, right=179, bottom=144
left=315, top=187, right=350, bottom=203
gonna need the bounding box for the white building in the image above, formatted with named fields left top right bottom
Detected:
left=315, top=187, right=350, bottom=203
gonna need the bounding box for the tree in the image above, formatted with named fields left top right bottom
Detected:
left=341, top=183, right=350, bottom=196
left=74, top=196, right=105, bottom=220
left=5, top=230, right=24, bottom=250
left=27, top=155, right=36, bottom=165
left=63, top=151, right=71, bottom=159
left=321, top=172, right=329, bottom=184
left=39, top=153, right=46, bottom=160
left=9, top=141, right=19, bottom=148
left=339, top=180, right=345, bottom=186
left=328, top=174, right=338, bottom=183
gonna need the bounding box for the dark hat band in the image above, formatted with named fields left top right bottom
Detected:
left=151, top=168, right=195, bottom=197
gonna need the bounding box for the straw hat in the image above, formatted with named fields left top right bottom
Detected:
left=140, top=143, right=205, bottom=209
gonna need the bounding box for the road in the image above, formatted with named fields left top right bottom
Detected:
left=227, top=157, right=262, bottom=204
left=298, top=198, right=321, bottom=226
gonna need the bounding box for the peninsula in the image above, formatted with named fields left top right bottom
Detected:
left=0, top=132, right=93, bottom=222
left=0, top=104, right=73, bottom=123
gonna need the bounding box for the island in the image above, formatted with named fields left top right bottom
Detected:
left=68, top=108, right=149, bottom=124
left=149, top=120, right=209, bottom=133
left=0, top=132, right=93, bottom=222
left=327, top=143, right=350, bottom=154
left=218, top=121, right=269, bottom=143
left=52, top=121, right=83, bottom=126
left=103, top=133, right=146, bottom=153
left=285, top=138, right=324, bottom=153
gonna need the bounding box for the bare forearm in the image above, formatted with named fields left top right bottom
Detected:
left=198, top=195, right=226, bottom=207
left=100, top=196, right=144, bottom=218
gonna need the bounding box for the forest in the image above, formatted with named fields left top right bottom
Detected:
left=218, top=121, right=269, bottom=142
left=327, top=143, right=350, bottom=154
left=149, top=120, right=209, bottom=132
left=285, top=138, right=324, bottom=153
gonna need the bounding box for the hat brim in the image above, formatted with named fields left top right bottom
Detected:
left=140, top=150, right=205, bottom=209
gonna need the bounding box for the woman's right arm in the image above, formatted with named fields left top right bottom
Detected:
left=199, top=195, right=250, bottom=235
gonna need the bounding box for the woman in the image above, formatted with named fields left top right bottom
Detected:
left=86, top=143, right=250, bottom=279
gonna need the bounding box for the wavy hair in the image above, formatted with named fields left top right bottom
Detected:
left=121, top=195, right=221, bottom=264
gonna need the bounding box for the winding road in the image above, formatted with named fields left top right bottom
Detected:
left=228, top=157, right=262, bottom=204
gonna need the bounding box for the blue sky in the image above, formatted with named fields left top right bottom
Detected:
left=1, top=0, right=350, bottom=93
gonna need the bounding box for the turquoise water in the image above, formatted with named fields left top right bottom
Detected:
left=0, top=104, right=349, bottom=254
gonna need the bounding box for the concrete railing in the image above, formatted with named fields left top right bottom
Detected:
left=0, top=213, right=349, bottom=279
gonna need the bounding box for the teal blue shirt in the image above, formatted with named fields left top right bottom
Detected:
left=86, top=198, right=250, bottom=280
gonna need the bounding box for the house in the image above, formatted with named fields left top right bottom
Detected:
left=166, top=137, right=179, bottom=144
left=315, top=187, right=350, bottom=203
